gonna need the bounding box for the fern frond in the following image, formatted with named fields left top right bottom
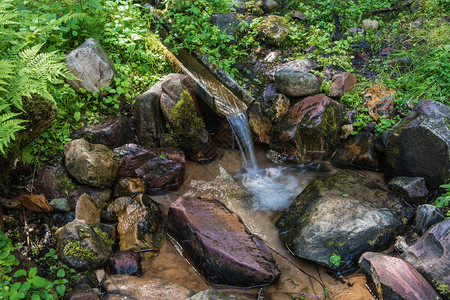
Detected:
left=0, top=59, right=13, bottom=92
left=0, top=113, right=27, bottom=155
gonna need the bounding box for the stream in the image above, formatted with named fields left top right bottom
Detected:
left=148, top=145, right=375, bottom=300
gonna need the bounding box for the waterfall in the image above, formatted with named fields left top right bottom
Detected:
left=226, top=113, right=258, bottom=171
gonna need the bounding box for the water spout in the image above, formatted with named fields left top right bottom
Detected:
left=226, top=113, right=258, bottom=171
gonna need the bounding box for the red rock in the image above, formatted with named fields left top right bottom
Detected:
left=19, top=194, right=53, bottom=213
left=359, top=252, right=440, bottom=300
left=168, top=196, right=280, bottom=287
left=107, top=251, right=141, bottom=276
left=328, top=72, right=358, bottom=99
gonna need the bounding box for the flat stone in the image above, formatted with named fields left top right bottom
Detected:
left=19, top=194, right=53, bottom=213
left=359, top=252, right=440, bottom=300
left=168, top=196, right=280, bottom=287
left=102, top=275, right=194, bottom=299
left=75, top=193, right=100, bottom=223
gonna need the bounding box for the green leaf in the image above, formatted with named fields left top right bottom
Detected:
left=330, top=253, right=341, bottom=267
left=13, top=269, right=27, bottom=277
left=74, top=111, right=81, bottom=122
left=10, top=282, right=22, bottom=293
left=57, top=269, right=65, bottom=278
left=56, top=284, right=66, bottom=296
left=28, top=267, right=37, bottom=278
left=31, top=293, right=40, bottom=300
left=18, top=281, right=30, bottom=292
left=30, top=276, right=47, bottom=288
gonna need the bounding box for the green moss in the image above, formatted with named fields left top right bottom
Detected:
left=255, top=15, right=290, bottom=46
left=64, top=240, right=96, bottom=262
left=94, top=228, right=114, bottom=247
left=169, top=90, right=207, bottom=155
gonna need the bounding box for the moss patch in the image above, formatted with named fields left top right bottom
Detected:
left=64, top=240, right=96, bottom=262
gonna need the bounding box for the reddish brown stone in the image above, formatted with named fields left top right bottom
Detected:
left=359, top=252, right=440, bottom=300
left=328, top=72, right=358, bottom=99
left=113, top=178, right=146, bottom=198
left=362, top=84, right=397, bottom=121
left=107, top=251, right=141, bottom=276
left=168, top=196, right=280, bottom=287
left=248, top=112, right=272, bottom=144
left=19, top=194, right=53, bottom=213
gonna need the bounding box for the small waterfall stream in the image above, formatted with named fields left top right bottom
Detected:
left=226, top=113, right=258, bottom=171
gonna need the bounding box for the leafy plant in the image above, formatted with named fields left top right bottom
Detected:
left=330, top=252, right=341, bottom=267
left=436, top=183, right=450, bottom=208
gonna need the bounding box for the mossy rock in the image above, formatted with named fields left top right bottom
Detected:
left=255, top=15, right=290, bottom=46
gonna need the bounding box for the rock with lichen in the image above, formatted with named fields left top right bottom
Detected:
left=255, top=15, right=290, bottom=46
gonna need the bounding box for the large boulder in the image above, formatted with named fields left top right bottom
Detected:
left=276, top=170, right=413, bottom=272
left=359, top=252, right=440, bottom=300
left=168, top=196, right=281, bottom=287
left=56, top=219, right=112, bottom=271
left=133, top=89, right=165, bottom=148
left=274, top=69, right=320, bottom=97
left=71, top=116, right=134, bottom=148
left=108, top=194, right=166, bottom=251
left=270, top=94, right=344, bottom=162
left=385, top=100, right=450, bottom=190
left=66, top=38, right=117, bottom=94
left=401, top=219, right=450, bottom=288
left=102, top=275, right=195, bottom=299
left=114, top=144, right=185, bottom=192
left=415, top=204, right=445, bottom=235
left=64, top=139, right=121, bottom=189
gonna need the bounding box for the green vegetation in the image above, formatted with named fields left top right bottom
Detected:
left=436, top=183, right=450, bottom=212
left=64, top=240, right=96, bottom=262
left=329, top=252, right=341, bottom=267
left=94, top=228, right=114, bottom=247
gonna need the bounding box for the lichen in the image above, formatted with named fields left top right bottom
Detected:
left=64, top=240, right=96, bottom=262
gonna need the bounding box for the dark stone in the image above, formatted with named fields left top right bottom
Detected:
left=31, top=164, right=69, bottom=200
left=211, top=13, right=240, bottom=39
left=402, top=220, right=450, bottom=289
left=65, top=282, right=100, bottom=300
left=262, top=83, right=277, bottom=102
left=332, top=131, right=381, bottom=170
left=134, top=88, right=165, bottom=148
left=57, top=219, right=112, bottom=271
left=415, top=204, right=445, bottom=235
left=388, top=177, right=429, bottom=204
left=359, top=252, right=440, bottom=300
left=276, top=170, right=413, bottom=273
left=385, top=100, right=450, bottom=190
left=114, top=144, right=185, bottom=192
left=270, top=94, right=344, bottom=162
left=107, top=251, right=141, bottom=276
left=168, top=196, right=281, bottom=287
left=67, top=186, right=112, bottom=211
left=71, top=116, right=134, bottom=148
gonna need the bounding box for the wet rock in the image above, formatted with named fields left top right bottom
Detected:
left=75, top=193, right=100, bottom=223
left=274, top=69, right=320, bottom=97
left=160, top=73, right=198, bottom=124
left=19, top=194, right=53, bottom=213
left=362, top=19, right=379, bottom=30
left=266, top=58, right=318, bottom=81
left=331, top=131, right=380, bottom=170
left=270, top=94, right=344, bottom=162
left=328, top=72, right=358, bottom=99
left=276, top=170, right=413, bottom=272
left=71, top=116, right=134, bottom=149
left=388, top=177, right=429, bottom=204
left=255, top=15, right=290, bottom=46
left=348, top=27, right=365, bottom=36
left=65, top=282, right=100, bottom=300
left=402, top=220, right=450, bottom=287
left=64, top=139, right=122, bottom=189
left=262, top=83, right=277, bottom=102
left=211, top=13, right=240, bottom=39
left=134, top=88, right=165, bottom=148
left=362, top=84, right=397, bottom=121
left=248, top=112, right=272, bottom=144
left=50, top=198, right=70, bottom=212
left=57, top=219, right=112, bottom=271
left=115, top=144, right=185, bottom=191
left=102, top=275, right=194, bottom=299
left=187, top=289, right=247, bottom=300
left=268, top=93, right=290, bottom=122
left=108, top=194, right=166, bottom=251
left=385, top=100, right=450, bottom=190
left=68, top=186, right=112, bottom=211
left=107, top=251, right=141, bottom=276
left=359, top=252, right=440, bottom=300
left=168, top=196, right=280, bottom=287
left=52, top=212, right=75, bottom=228
left=66, top=38, right=117, bottom=94
left=394, top=236, right=409, bottom=253
left=262, top=0, right=279, bottom=13
left=415, top=204, right=445, bottom=235
left=31, top=164, right=70, bottom=200
left=113, top=178, right=145, bottom=198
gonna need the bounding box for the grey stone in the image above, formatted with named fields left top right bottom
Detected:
left=388, top=176, right=429, bottom=204
left=211, top=13, right=240, bottom=39
left=348, top=27, right=365, bottom=36
left=362, top=19, right=379, bottom=30
left=274, top=69, right=320, bottom=97
left=64, top=139, right=122, bottom=189
left=277, top=170, right=413, bottom=272
left=66, top=38, right=117, bottom=94
left=261, top=0, right=279, bottom=13
left=415, top=204, right=445, bottom=235
left=402, top=220, right=450, bottom=288
left=266, top=58, right=318, bottom=81
left=50, top=198, right=71, bottom=212
left=134, top=89, right=165, bottom=147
